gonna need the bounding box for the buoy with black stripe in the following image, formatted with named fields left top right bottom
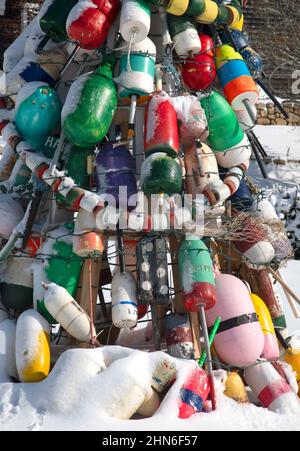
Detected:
left=206, top=274, right=265, bottom=367
left=15, top=309, right=51, bottom=383
left=244, top=362, right=300, bottom=413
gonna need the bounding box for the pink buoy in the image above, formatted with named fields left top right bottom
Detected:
left=206, top=274, right=265, bottom=367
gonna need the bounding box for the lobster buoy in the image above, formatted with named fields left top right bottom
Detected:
left=120, top=0, right=151, bottom=43
left=39, top=0, right=78, bottom=42
left=170, top=95, right=208, bottom=144
left=251, top=293, right=280, bottom=361
left=144, top=91, right=179, bottom=157
left=285, top=349, right=300, bottom=395
left=178, top=236, right=216, bottom=312
left=244, top=362, right=300, bottom=413
left=141, top=152, right=182, bottom=196
left=15, top=82, right=62, bottom=151
left=224, top=372, right=249, bottom=404
left=73, top=209, right=105, bottom=258
left=178, top=367, right=210, bottom=419
left=43, top=283, right=95, bottom=342
left=186, top=0, right=205, bottom=17
left=118, top=38, right=156, bottom=99
left=136, top=388, right=160, bottom=417
left=111, top=271, right=138, bottom=329
left=213, top=134, right=251, bottom=168
left=62, top=56, right=117, bottom=147
left=96, top=141, right=137, bottom=210
left=167, top=15, right=201, bottom=56
left=244, top=267, right=287, bottom=331
left=136, top=236, right=170, bottom=304
left=0, top=319, right=18, bottom=381
left=181, top=33, right=215, bottom=91
left=66, top=0, right=121, bottom=50
left=200, top=90, right=244, bottom=151
left=165, top=313, right=194, bottom=359
left=233, top=212, right=275, bottom=266
left=206, top=274, right=265, bottom=367
left=216, top=45, right=259, bottom=112
left=195, top=0, right=218, bottom=24
left=0, top=194, right=24, bottom=239
left=151, top=358, right=177, bottom=393
left=16, top=310, right=50, bottom=383
left=166, top=0, right=189, bottom=15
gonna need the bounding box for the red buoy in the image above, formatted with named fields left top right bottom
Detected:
left=178, top=367, right=210, bottom=419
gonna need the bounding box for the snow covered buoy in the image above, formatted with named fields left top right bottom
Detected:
left=206, top=274, right=265, bottom=367
left=170, top=95, right=208, bottom=144
left=178, top=367, right=210, bottom=419
left=16, top=309, right=50, bottom=383
left=43, top=283, right=95, bottom=343
left=224, top=372, right=249, bottom=404
left=244, top=362, right=300, bottom=413
left=120, top=0, right=151, bottom=43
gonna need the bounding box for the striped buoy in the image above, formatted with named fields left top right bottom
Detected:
left=111, top=271, right=138, bottom=329
left=165, top=313, right=194, bottom=359
left=168, top=15, right=201, bottom=56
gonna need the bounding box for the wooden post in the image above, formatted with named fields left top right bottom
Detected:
left=189, top=312, right=202, bottom=360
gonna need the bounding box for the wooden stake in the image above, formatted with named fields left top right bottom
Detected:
left=189, top=312, right=202, bottom=360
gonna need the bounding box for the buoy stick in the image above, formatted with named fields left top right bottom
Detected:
left=242, top=98, right=256, bottom=125
left=269, top=267, right=300, bottom=308
left=155, top=65, right=163, bottom=93
left=88, top=257, right=96, bottom=347
left=117, top=227, right=126, bottom=275
left=36, top=35, right=51, bottom=55
left=256, top=79, right=289, bottom=120
left=198, top=316, right=221, bottom=368
left=54, top=44, right=81, bottom=89
left=225, top=200, right=232, bottom=274
left=21, top=189, right=43, bottom=249
left=250, top=135, right=268, bottom=179
left=128, top=94, right=138, bottom=155
left=278, top=270, right=300, bottom=318
left=158, top=6, right=172, bottom=47
left=199, top=305, right=217, bottom=411
left=49, top=130, right=65, bottom=176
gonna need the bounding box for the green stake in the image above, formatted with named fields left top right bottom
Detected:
left=198, top=316, right=221, bottom=368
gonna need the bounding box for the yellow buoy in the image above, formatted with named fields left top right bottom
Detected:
left=285, top=349, right=300, bottom=395
left=231, top=13, right=244, bottom=31
left=251, top=293, right=280, bottom=361
left=224, top=372, right=249, bottom=404
left=166, top=0, right=189, bottom=16
left=196, top=0, right=218, bottom=24
left=16, top=310, right=51, bottom=383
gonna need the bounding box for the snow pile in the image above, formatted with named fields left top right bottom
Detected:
left=0, top=346, right=299, bottom=431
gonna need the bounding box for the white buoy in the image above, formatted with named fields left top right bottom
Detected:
left=111, top=270, right=138, bottom=329
left=244, top=362, right=300, bottom=413
left=120, top=0, right=151, bottom=43
left=16, top=309, right=51, bottom=383
left=136, top=388, right=160, bottom=417
left=151, top=358, right=177, bottom=393
left=0, top=319, right=18, bottom=381
left=43, top=283, right=95, bottom=343
left=214, top=134, right=252, bottom=168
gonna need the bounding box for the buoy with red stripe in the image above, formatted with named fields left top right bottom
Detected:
left=206, top=274, right=265, bottom=367
left=66, top=0, right=121, bottom=50
left=233, top=210, right=275, bottom=266
left=15, top=309, right=51, bottom=383
left=178, top=367, right=210, bottom=419
left=178, top=236, right=216, bottom=313
left=181, top=33, right=216, bottom=91
left=251, top=293, right=280, bottom=361
left=43, top=282, right=96, bottom=343
left=244, top=362, right=300, bottom=413
left=144, top=91, right=180, bottom=157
